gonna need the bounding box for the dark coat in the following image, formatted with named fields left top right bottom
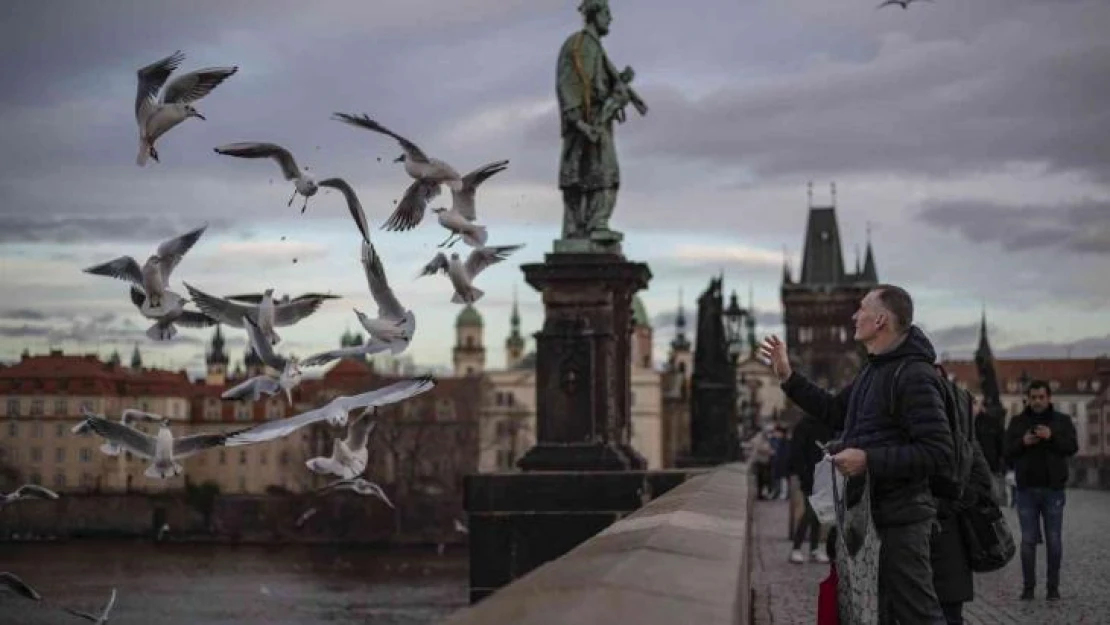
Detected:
left=781, top=325, right=955, bottom=528
left=930, top=441, right=993, bottom=603
left=790, top=416, right=834, bottom=495
left=1003, top=405, right=1078, bottom=490
left=974, top=408, right=1006, bottom=473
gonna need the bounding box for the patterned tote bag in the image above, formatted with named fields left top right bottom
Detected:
left=832, top=471, right=881, bottom=625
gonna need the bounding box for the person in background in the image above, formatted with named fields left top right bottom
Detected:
left=972, top=394, right=1008, bottom=505
left=1004, top=379, right=1078, bottom=602
left=789, top=415, right=833, bottom=563
left=751, top=425, right=774, bottom=500
left=770, top=424, right=791, bottom=500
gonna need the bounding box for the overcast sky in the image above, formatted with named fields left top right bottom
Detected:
left=1, top=0, right=1107, bottom=376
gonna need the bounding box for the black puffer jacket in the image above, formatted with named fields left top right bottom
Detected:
left=790, top=415, right=834, bottom=495
left=781, top=325, right=955, bottom=528
left=931, top=441, right=994, bottom=603
left=1004, top=405, right=1078, bottom=490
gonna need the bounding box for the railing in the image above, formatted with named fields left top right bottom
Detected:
left=438, top=462, right=756, bottom=625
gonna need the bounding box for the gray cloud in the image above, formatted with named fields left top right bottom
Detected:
left=652, top=308, right=782, bottom=331
left=0, top=214, right=234, bottom=244
left=0, top=309, right=49, bottom=321
left=917, top=200, right=1110, bottom=255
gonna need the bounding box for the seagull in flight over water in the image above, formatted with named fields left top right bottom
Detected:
left=134, top=50, right=237, bottom=166
left=305, top=408, right=379, bottom=480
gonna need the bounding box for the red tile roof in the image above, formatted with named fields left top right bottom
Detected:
left=942, top=358, right=1105, bottom=395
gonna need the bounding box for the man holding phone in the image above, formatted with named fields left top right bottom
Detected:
left=1004, top=379, right=1078, bottom=602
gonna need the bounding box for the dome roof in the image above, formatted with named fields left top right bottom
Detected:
left=456, top=304, right=483, bottom=328
left=632, top=296, right=650, bottom=328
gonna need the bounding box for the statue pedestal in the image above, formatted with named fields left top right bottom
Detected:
left=515, top=252, right=650, bottom=471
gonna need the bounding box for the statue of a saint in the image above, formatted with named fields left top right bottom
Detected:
left=555, top=0, right=647, bottom=252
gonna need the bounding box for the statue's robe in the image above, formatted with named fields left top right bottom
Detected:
left=556, top=28, right=621, bottom=191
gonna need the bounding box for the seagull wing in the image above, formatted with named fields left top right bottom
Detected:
left=298, top=341, right=392, bottom=368
left=0, top=572, right=42, bottom=601
left=318, top=178, right=371, bottom=245
left=160, top=66, right=238, bottom=104
left=454, top=160, right=509, bottom=221
left=214, top=142, right=302, bottom=181
left=361, top=240, right=406, bottom=321
left=155, top=223, right=208, bottom=279
left=176, top=309, right=218, bottom=328
left=332, top=375, right=436, bottom=413
left=184, top=282, right=252, bottom=327
left=382, top=179, right=439, bottom=231
left=315, top=478, right=356, bottom=494
left=83, top=417, right=157, bottom=460
left=291, top=293, right=342, bottom=302
left=223, top=403, right=334, bottom=447
left=135, top=50, right=184, bottom=120
left=220, top=375, right=281, bottom=401
left=272, top=297, right=326, bottom=326
left=120, top=409, right=164, bottom=423
left=330, top=113, right=429, bottom=162
left=129, top=285, right=147, bottom=310
left=12, top=484, right=59, bottom=501
left=343, top=409, right=377, bottom=452
left=418, top=252, right=450, bottom=278
left=173, top=431, right=234, bottom=459
left=224, top=293, right=265, bottom=303
left=464, top=244, right=523, bottom=279
left=84, top=256, right=143, bottom=287
left=244, top=316, right=288, bottom=370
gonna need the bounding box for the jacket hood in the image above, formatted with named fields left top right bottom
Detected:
left=868, top=325, right=937, bottom=366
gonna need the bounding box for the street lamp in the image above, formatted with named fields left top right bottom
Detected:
left=724, top=291, right=745, bottom=364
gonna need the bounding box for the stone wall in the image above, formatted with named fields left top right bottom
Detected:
left=440, top=462, right=756, bottom=625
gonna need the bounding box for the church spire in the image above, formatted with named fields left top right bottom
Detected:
left=130, top=343, right=142, bottom=369
left=505, top=286, right=525, bottom=368
left=861, top=222, right=878, bottom=283
left=671, top=288, right=690, bottom=352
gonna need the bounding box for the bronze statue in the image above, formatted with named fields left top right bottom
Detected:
left=555, top=0, right=648, bottom=252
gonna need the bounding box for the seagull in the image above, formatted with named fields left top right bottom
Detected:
left=135, top=51, right=237, bottom=166
left=128, top=285, right=215, bottom=341
left=224, top=376, right=436, bottom=447
left=331, top=113, right=463, bottom=230
left=316, top=478, right=394, bottom=509
left=84, top=224, right=207, bottom=312
left=877, top=0, right=932, bottom=8
left=221, top=316, right=309, bottom=405
left=225, top=292, right=341, bottom=305
left=432, top=160, right=508, bottom=248
left=64, top=588, right=118, bottom=625
left=419, top=244, right=524, bottom=304
left=1, top=484, right=59, bottom=508
left=305, top=408, right=377, bottom=480
left=72, top=408, right=165, bottom=457
left=0, top=572, right=43, bottom=600
left=213, top=142, right=318, bottom=212
left=354, top=239, right=416, bottom=355
left=76, top=409, right=240, bottom=479
left=294, top=507, right=318, bottom=528
left=315, top=178, right=373, bottom=245
left=184, top=284, right=326, bottom=345
left=454, top=518, right=469, bottom=535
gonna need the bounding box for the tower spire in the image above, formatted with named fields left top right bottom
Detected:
left=807, top=181, right=813, bottom=208
left=830, top=182, right=837, bottom=206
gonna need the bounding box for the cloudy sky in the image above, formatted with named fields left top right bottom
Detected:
left=1, top=0, right=1108, bottom=377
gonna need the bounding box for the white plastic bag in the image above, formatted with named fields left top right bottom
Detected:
left=808, top=456, right=844, bottom=526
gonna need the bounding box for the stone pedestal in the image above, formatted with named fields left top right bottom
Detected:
left=516, top=252, right=650, bottom=471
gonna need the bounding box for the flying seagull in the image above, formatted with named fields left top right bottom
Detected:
left=1, top=484, right=59, bottom=508
left=316, top=478, right=394, bottom=509
left=331, top=113, right=463, bottom=230
left=76, top=410, right=240, bottom=479
left=184, top=284, right=326, bottom=345
left=221, top=316, right=318, bottom=405
left=877, top=0, right=933, bottom=9
left=305, top=408, right=377, bottom=480
left=432, top=159, right=508, bottom=248
left=419, top=244, right=524, bottom=304
left=224, top=376, right=436, bottom=447
left=73, top=408, right=168, bottom=457
left=316, top=178, right=373, bottom=245
left=64, top=588, right=118, bottom=625
left=0, top=572, right=43, bottom=600
left=135, top=50, right=237, bottom=166
left=128, top=285, right=215, bottom=341
left=353, top=239, right=415, bottom=355
left=214, top=142, right=318, bottom=212
left=224, top=292, right=341, bottom=305
left=84, top=223, right=207, bottom=312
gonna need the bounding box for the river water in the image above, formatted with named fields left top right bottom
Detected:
left=0, top=541, right=468, bottom=624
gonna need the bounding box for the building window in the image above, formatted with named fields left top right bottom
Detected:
left=80, top=400, right=94, bottom=413
left=55, top=448, right=65, bottom=463
left=31, top=447, right=42, bottom=462
left=80, top=448, right=92, bottom=463
left=279, top=450, right=290, bottom=466
left=260, top=451, right=268, bottom=466
left=219, top=450, right=227, bottom=465
left=30, top=472, right=41, bottom=485
left=1090, top=413, right=1099, bottom=425
left=6, top=399, right=19, bottom=416
left=32, top=422, right=43, bottom=438
left=466, top=367, right=475, bottom=375
left=239, top=450, right=247, bottom=465
left=465, top=336, right=475, bottom=348
left=30, top=400, right=44, bottom=416
left=235, top=403, right=251, bottom=421
left=1090, top=434, right=1100, bottom=447
left=238, top=476, right=247, bottom=492
left=1079, top=379, right=1088, bottom=392
left=7, top=422, right=17, bottom=437
left=54, top=473, right=66, bottom=489
left=54, top=399, right=67, bottom=416
left=55, top=424, right=65, bottom=438
left=81, top=473, right=93, bottom=488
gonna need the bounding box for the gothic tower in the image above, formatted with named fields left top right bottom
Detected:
left=205, top=325, right=229, bottom=386
left=453, top=304, right=485, bottom=376
left=505, top=290, right=525, bottom=369
left=781, top=183, right=879, bottom=393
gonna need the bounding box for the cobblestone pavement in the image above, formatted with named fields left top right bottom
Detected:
left=753, top=488, right=1110, bottom=624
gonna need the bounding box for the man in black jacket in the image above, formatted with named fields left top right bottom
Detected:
left=760, top=284, right=953, bottom=624
left=789, top=415, right=833, bottom=563
left=973, top=395, right=1008, bottom=505
left=1004, top=379, right=1078, bottom=601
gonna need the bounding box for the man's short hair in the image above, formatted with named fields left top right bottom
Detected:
left=578, top=0, right=607, bottom=16
left=873, top=284, right=914, bottom=333
left=1026, top=379, right=1052, bottom=397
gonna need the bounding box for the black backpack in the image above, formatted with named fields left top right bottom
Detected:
left=888, top=360, right=974, bottom=502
